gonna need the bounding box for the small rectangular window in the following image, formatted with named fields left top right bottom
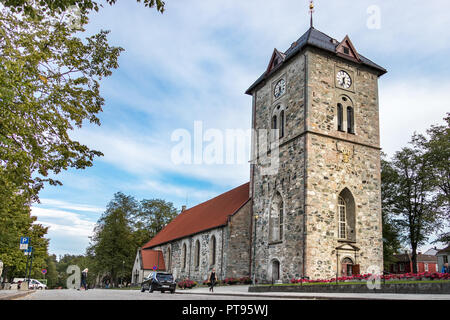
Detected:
left=343, top=47, right=350, bottom=54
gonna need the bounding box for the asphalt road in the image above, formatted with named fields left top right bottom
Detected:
left=18, top=289, right=287, bottom=300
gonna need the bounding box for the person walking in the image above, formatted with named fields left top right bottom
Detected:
left=80, top=268, right=88, bottom=291
left=208, top=268, right=217, bottom=293
left=442, top=262, right=449, bottom=274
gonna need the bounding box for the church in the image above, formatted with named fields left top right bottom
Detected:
left=136, top=14, right=386, bottom=284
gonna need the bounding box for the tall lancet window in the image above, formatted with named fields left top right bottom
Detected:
left=338, top=196, right=347, bottom=239
left=337, top=188, right=356, bottom=241
left=347, top=106, right=354, bottom=134
left=337, top=103, right=344, bottom=131
left=279, top=110, right=285, bottom=138
left=209, top=235, right=216, bottom=266
left=182, top=243, right=187, bottom=270
left=194, top=240, right=200, bottom=268
left=269, top=192, right=284, bottom=242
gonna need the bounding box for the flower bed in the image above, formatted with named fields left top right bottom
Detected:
left=290, top=272, right=450, bottom=285
left=177, top=279, right=198, bottom=289
left=201, top=277, right=252, bottom=286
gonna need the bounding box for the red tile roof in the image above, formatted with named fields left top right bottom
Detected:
left=141, top=249, right=166, bottom=271
left=143, top=182, right=250, bottom=249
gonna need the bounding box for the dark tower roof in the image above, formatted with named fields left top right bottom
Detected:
left=245, top=27, right=387, bottom=95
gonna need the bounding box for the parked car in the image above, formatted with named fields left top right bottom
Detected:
left=28, top=279, right=47, bottom=290
left=141, top=272, right=176, bottom=294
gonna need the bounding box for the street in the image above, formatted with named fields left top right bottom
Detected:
left=17, top=289, right=288, bottom=300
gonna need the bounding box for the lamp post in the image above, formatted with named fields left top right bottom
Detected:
left=121, top=260, right=125, bottom=287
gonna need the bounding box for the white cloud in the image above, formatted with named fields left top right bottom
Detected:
left=38, top=198, right=104, bottom=213
left=379, top=79, right=450, bottom=157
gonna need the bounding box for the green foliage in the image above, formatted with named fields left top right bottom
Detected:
left=87, top=193, right=177, bottom=287
left=0, top=0, right=165, bottom=17
left=381, top=154, right=402, bottom=269
left=0, top=5, right=123, bottom=202
left=381, top=115, right=449, bottom=272
left=131, top=198, right=178, bottom=247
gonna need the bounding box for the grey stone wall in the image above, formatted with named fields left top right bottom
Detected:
left=150, top=202, right=252, bottom=282
left=305, top=49, right=383, bottom=280
left=250, top=47, right=383, bottom=282
left=224, top=200, right=252, bottom=278
left=251, top=52, right=308, bottom=283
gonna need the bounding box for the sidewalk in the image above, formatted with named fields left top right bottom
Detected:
left=175, top=285, right=450, bottom=300
left=0, top=290, right=35, bottom=300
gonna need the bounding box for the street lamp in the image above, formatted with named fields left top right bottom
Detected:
left=121, top=260, right=125, bottom=287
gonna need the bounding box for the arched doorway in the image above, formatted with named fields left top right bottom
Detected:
left=341, top=257, right=354, bottom=276
left=271, top=260, right=280, bottom=282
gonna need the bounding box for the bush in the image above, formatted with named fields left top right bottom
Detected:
left=290, top=272, right=450, bottom=284
left=177, top=279, right=198, bottom=289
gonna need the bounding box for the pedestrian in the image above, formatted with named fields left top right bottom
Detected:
left=208, top=268, right=217, bottom=293
left=80, top=268, right=88, bottom=290
left=442, top=262, right=449, bottom=274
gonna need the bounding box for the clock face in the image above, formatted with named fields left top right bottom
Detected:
left=274, top=79, right=286, bottom=98
left=336, top=70, right=352, bottom=89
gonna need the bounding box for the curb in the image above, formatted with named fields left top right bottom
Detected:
left=173, top=290, right=385, bottom=300
left=0, top=291, right=35, bottom=300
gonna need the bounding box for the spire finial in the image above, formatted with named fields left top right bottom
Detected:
left=309, top=0, right=314, bottom=28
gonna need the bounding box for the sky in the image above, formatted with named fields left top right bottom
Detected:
left=30, top=0, right=450, bottom=257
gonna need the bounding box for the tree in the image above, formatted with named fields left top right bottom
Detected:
left=1, top=0, right=165, bottom=16
left=88, top=192, right=138, bottom=286
left=44, top=254, right=58, bottom=288
left=413, top=113, right=450, bottom=244
left=87, top=193, right=178, bottom=287
left=0, top=4, right=124, bottom=202
left=380, top=154, right=402, bottom=270
left=385, top=144, right=444, bottom=273
left=131, top=199, right=178, bottom=247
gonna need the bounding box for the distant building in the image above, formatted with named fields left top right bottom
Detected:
left=423, top=247, right=440, bottom=256
left=436, top=245, right=450, bottom=273
left=131, top=248, right=166, bottom=285
left=389, top=253, right=438, bottom=274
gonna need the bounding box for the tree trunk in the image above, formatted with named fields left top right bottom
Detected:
left=411, top=247, right=418, bottom=273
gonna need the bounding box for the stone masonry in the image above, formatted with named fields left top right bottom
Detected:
left=250, top=45, right=384, bottom=282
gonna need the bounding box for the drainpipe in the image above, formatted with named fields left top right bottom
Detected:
left=221, top=227, right=224, bottom=280
left=302, top=52, right=309, bottom=279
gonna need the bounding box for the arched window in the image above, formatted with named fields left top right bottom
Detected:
left=182, top=243, right=187, bottom=270
left=337, top=103, right=344, bottom=131
left=167, top=247, right=172, bottom=271
left=209, top=236, right=216, bottom=266
left=279, top=110, right=285, bottom=138
left=337, top=188, right=356, bottom=241
left=279, top=200, right=284, bottom=240
left=338, top=196, right=346, bottom=239
left=272, top=260, right=280, bottom=281
left=194, top=240, right=200, bottom=268
left=269, top=192, right=284, bottom=242
left=347, top=106, right=354, bottom=134
left=272, top=115, right=277, bottom=130
left=337, top=96, right=355, bottom=134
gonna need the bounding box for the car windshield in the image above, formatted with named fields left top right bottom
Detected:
left=156, top=274, right=173, bottom=282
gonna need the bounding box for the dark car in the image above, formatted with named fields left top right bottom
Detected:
left=141, top=272, right=176, bottom=294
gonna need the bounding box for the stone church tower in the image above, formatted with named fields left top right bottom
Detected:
left=246, top=26, right=387, bottom=282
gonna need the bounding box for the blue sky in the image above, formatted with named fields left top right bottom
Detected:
left=31, top=0, right=450, bottom=256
